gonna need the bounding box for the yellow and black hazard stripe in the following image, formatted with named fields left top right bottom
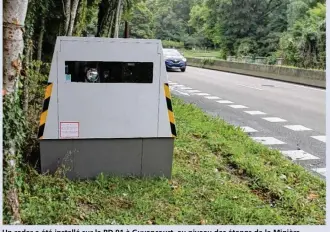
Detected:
left=38, top=82, right=53, bottom=139
left=164, top=83, right=177, bottom=137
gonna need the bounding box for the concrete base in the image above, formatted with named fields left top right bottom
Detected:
left=39, top=138, right=174, bottom=180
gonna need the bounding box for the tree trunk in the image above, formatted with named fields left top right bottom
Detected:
left=107, top=13, right=114, bottom=37
left=63, top=0, right=71, bottom=35
left=117, top=4, right=123, bottom=36
left=73, top=0, right=87, bottom=36
left=3, top=0, right=29, bottom=224
left=114, top=0, right=123, bottom=38
left=58, top=21, right=63, bottom=36
left=110, top=12, right=116, bottom=38
left=3, top=0, right=29, bottom=95
left=101, top=7, right=111, bottom=37
left=23, top=40, right=32, bottom=114
left=67, top=0, right=80, bottom=36
left=107, top=1, right=118, bottom=38
left=37, top=17, right=45, bottom=61
left=96, top=0, right=106, bottom=37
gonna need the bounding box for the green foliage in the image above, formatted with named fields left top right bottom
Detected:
left=86, top=0, right=103, bottom=34
left=149, top=0, right=193, bottom=41
left=217, top=49, right=227, bottom=60
left=128, top=1, right=154, bottom=38
left=277, top=1, right=325, bottom=69
left=181, top=35, right=202, bottom=49
left=23, top=61, right=49, bottom=157
left=162, top=40, right=184, bottom=49
left=266, top=54, right=278, bottom=65
left=2, top=59, right=50, bottom=224
left=75, top=0, right=103, bottom=36
left=236, top=38, right=258, bottom=57
left=3, top=78, right=27, bottom=223
left=286, top=0, right=309, bottom=28
left=3, top=80, right=27, bottom=154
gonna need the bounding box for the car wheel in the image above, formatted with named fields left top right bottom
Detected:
left=181, top=67, right=186, bottom=72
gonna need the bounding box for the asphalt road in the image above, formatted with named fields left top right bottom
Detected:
left=168, top=66, right=326, bottom=178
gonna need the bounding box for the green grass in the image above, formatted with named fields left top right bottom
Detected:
left=16, top=97, right=325, bottom=225
left=182, top=49, right=221, bottom=59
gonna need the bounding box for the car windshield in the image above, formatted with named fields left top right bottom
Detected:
left=163, top=49, right=181, bottom=57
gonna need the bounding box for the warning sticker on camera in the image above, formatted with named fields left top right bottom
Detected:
left=60, top=122, right=79, bottom=138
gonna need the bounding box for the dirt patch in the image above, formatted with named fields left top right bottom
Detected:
left=103, top=197, right=134, bottom=209
left=225, top=161, right=280, bottom=205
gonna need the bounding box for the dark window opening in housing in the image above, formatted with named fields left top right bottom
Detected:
left=65, top=61, right=153, bottom=83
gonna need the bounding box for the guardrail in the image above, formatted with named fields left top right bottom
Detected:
left=187, top=58, right=326, bottom=88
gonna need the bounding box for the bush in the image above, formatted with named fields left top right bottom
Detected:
left=235, top=38, right=257, bottom=57
left=216, top=49, right=227, bottom=60
left=266, top=54, right=278, bottom=65
left=162, top=40, right=184, bottom=49
left=22, top=61, right=49, bottom=161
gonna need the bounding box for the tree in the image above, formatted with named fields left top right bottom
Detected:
left=74, top=0, right=101, bottom=36
left=3, top=0, right=29, bottom=224
left=126, top=1, right=154, bottom=39
left=68, top=0, right=81, bottom=36
left=3, top=0, right=29, bottom=95
left=150, top=0, right=191, bottom=41
left=96, top=0, right=116, bottom=37
left=278, top=2, right=325, bottom=69
left=114, top=0, right=123, bottom=37
left=63, top=0, right=81, bottom=36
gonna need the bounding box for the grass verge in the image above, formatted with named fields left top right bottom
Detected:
left=16, top=97, right=325, bottom=225
left=182, top=49, right=221, bottom=59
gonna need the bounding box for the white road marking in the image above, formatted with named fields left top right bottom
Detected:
left=251, top=137, right=286, bottom=145
left=171, top=87, right=190, bottom=96
left=205, top=96, right=221, bottom=100
left=311, top=136, right=326, bottom=143
left=180, top=87, right=193, bottom=90
left=195, top=93, right=210, bottom=96
left=217, top=100, right=233, bottom=104
left=229, top=105, right=248, bottom=109
left=284, top=125, right=312, bottom=131
left=186, top=90, right=201, bottom=93
left=312, top=168, right=326, bottom=176
left=236, top=84, right=263, bottom=91
left=244, top=111, right=267, bottom=115
left=281, top=150, right=319, bottom=161
left=240, top=126, right=258, bottom=133
left=262, top=117, right=287, bottom=123
left=174, top=90, right=190, bottom=96
left=172, top=84, right=185, bottom=87
left=169, top=82, right=178, bottom=85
